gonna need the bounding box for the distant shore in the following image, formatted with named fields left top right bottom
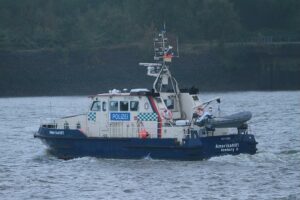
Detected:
left=1, top=44, right=300, bottom=97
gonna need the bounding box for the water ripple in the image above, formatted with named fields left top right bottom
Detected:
left=0, top=92, right=299, bottom=199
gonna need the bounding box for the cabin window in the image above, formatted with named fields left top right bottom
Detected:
left=192, top=95, right=199, bottom=101
left=109, top=101, right=118, bottom=111
left=76, top=122, right=81, bottom=129
left=164, top=98, right=174, bottom=109
left=130, top=101, right=139, bottom=111
left=102, top=102, right=107, bottom=111
left=155, top=97, right=162, bottom=103
left=91, top=101, right=101, bottom=111
left=120, top=101, right=129, bottom=111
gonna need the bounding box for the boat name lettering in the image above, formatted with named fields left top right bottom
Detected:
left=215, top=143, right=239, bottom=149
left=49, top=131, right=64, bottom=135
left=110, top=113, right=130, bottom=121
left=215, top=143, right=239, bottom=152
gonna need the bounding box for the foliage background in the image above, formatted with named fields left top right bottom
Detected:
left=0, top=0, right=300, bottom=96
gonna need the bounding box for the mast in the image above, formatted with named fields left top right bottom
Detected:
left=139, top=26, right=183, bottom=118
left=139, top=27, right=180, bottom=94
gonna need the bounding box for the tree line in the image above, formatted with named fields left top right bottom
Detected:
left=0, top=0, right=300, bottom=50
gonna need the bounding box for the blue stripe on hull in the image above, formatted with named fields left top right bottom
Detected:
left=35, top=127, right=257, bottom=160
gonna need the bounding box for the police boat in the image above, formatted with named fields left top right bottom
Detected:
left=34, top=29, right=257, bottom=160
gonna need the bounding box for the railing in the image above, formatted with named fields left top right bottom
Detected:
left=107, top=120, right=180, bottom=138
left=40, top=117, right=87, bottom=131
left=108, top=121, right=162, bottom=138
left=40, top=117, right=190, bottom=139
left=40, top=118, right=57, bottom=128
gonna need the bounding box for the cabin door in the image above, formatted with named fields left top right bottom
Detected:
left=87, top=101, right=109, bottom=137
left=87, top=111, right=100, bottom=137
left=98, top=101, right=109, bottom=135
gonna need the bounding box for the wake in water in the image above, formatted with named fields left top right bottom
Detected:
left=143, top=153, right=153, bottom=160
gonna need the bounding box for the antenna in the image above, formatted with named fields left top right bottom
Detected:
left=140, top=24, right=180, bottom=93
left=176, top=37, right=180, bottom=58
left=139, top=25, right=184, bottom=117
left=49, top=101, right=52, bottom=117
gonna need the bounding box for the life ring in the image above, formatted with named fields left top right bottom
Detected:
left=161, top=109, right=173, bottom=121
left=139, top=129, right=149, bottom=139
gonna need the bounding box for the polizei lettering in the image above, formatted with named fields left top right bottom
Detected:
left=215, top=143, right=239, bottom=152
left=110, top=113, right=130, bottom=121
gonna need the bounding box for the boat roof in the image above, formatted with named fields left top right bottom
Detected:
left=89, top=88, right=156, bottom=98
